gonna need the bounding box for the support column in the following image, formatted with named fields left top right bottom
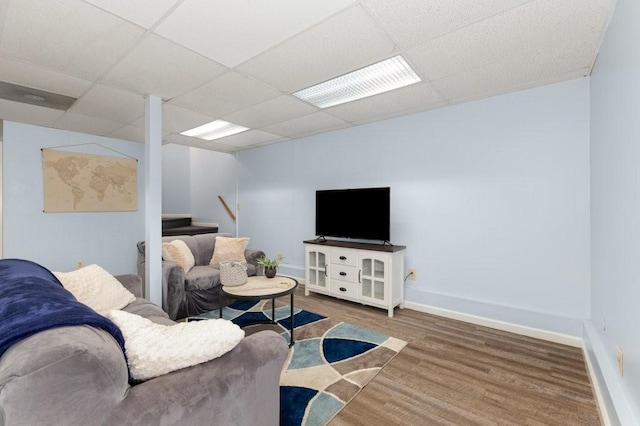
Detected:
left=145, top=95, right=162, bottom=306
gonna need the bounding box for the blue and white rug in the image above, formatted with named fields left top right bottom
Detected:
left=197, top=300, right=408, bottom=426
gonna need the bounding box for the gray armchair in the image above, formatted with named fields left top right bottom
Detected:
left=137, top=233, right=265, bottom=320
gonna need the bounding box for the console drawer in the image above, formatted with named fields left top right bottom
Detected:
left=331, top=249, right=357, bottom=267
left=330, top=279, right=358, bottom=300
left=330, top=264, right=358, bottom=283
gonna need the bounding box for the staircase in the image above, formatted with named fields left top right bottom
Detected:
left=162, top=216, right=218, bottom=236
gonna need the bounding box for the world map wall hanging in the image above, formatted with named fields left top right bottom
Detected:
left=42, top=148, right=137, bottom=212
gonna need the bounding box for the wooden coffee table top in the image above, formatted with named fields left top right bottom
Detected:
left=221, top=275, right=298, bottom=299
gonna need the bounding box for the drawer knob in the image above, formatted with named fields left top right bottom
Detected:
left=339, top=287, right=347, bottom=292
left=339, top=271, right=347, bottom=276
left=339, top=256, right=347, bottom=260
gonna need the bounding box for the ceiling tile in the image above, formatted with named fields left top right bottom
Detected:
left=0, top=98, right=65, bottom=127
left=69, top=84, right=144, bottom=123
left=326, top=82, right=445, bottom=123
left=431, top=49, right=591, bottom=101
left=168, top=71, right=282, bottom=118
left=163, top=133, right=209, bottom=147
left=407, top=0, right=609, bottom=81
left=202, top=129, right=287, bottom=149
left=0, top=0, right=145, bottom=80
left=54, top=112, right=124, bottom=135
left=0, top=56, right=92, bottom=97
left=363, top=0, right=532, bottom=49
left=154, top=0, right=357, bottom=67
left=107, top=124, right=145, bottom=143
left=82, top=0, right=181, bottom=28
left=448, top=68, right=589, bottom=106
left=102, top=35, right=228, bottom=100
left=262, top=112, right=350, bottom=138
left=160, top=104, right=216, bottom=134
left=237, top=5, right=397, bottom=93
left=222, top=95, right=319, bottom=129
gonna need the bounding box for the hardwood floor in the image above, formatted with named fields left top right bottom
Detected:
left=288, top=286, right=601, bottom=426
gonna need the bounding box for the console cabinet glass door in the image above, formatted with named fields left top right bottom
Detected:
left=359, top=253, right=388, bottom=304
left=305, top=247, right=329, bottom=292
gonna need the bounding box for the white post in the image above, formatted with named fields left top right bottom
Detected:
left=145, top=95, right=162, bottom=305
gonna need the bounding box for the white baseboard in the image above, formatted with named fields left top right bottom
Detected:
left=404, top=300, right=583, bottom=348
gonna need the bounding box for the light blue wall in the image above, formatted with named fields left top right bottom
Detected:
left=189, top=148, right=237, bottom=234
left=2, top=121, right=145, bottom=274
left=237, top=78, right=591, bottom=336
left=161, top=144, right=190, bottom=214
left=589, top=0, right=640, bottom=423
left=161, top=145, right=237, bottom=233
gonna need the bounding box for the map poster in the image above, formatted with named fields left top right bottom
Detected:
left=42, top=149, right=137, bottom=212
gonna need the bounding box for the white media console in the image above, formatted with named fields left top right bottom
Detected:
left=303, top=239, right=406, bottom=317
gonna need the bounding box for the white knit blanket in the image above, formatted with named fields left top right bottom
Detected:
left=108, top=310, right=244, bottom=381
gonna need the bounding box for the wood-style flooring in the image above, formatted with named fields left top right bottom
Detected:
left=288, top=286, right=601, bottom=426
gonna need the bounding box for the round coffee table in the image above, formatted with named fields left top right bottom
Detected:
left=220, top=275, right=299, bottom=346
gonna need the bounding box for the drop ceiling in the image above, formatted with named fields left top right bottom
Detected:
left=0, top=0, right=615, bottom=152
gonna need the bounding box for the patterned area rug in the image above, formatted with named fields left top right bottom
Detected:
left=196, top=300, right=407, bottom=426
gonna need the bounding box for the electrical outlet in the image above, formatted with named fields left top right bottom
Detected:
left=408, top=268, right=417, bottom=281
left=617, top=347, right=624, bottom=376
left=76, top=261, right=83, bottom=269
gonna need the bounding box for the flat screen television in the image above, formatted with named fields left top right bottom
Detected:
left=315, top=187, right=390, bottom=242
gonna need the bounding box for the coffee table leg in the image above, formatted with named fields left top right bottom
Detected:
left=289, top=293, right=294, bottom=346
left=271, top=298, right=276, bottom=324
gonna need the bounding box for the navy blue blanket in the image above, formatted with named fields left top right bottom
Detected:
left=0, top=259, right=127, bottom=365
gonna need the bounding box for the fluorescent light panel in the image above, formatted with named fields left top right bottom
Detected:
left=181, top=120, right=249, bottom=141
left=292, top=55, right=421, bottom=109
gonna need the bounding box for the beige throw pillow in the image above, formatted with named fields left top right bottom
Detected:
left=209, top=236, right=249, bottom=266
left=53, top=264, right=136, bottom=315
left=162, top=240, right=195, bottom=272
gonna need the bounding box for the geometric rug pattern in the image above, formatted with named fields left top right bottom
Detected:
left=196, top=300, right=407, bottom=426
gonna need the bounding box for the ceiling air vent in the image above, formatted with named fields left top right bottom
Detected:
left=0, top=81, right=77, bottom=110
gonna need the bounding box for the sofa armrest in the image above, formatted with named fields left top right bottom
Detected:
left=162, top=261, right=187, bottom=320
left=115, top=274, right=144, bottom=298
left=244, top=249, right=266, bottom=269
left=106, top=330, right=288, bottom=426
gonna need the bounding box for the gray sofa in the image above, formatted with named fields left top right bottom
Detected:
left=137, top=233, right=265, bottom=320
left=0, top=274, right=288, bottom=426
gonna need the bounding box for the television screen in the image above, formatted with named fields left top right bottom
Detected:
left=315, top=187, right=390, bottom=242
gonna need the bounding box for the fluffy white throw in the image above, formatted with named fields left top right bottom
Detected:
left=108, top=310, right=245, bottom=381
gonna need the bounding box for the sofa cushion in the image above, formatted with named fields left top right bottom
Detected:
left=185, top=266, right=221, bottom=291
left=162, top=240, right=195, bottom=272
left=53, top=264, right=136, bottom=316
left=107, top=310, right=244, bottom=381
left=209, top=237, right=249, bottom=266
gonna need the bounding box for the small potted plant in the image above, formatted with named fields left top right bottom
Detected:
left=257, top=254, right=284, bottom=279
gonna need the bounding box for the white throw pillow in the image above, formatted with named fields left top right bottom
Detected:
left=162, top=240, right=195, bottom=272
left=53, top=264, right=136, bottom=315
left=209, top=236, right=249, bottom=266
left=107, top=310, right=245, bottom=381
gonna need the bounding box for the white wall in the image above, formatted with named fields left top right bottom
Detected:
left=2, top=121, right=145, bottom=274
left=162, top=144, right=191, bottom=214
left=588, top=0, right=640, bottom=423
left=237, top=78, right=591, bottom=336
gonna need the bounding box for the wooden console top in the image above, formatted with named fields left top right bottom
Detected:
left=303, top=239, right=406, bottom=253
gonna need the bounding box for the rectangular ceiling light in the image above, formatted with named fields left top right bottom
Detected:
left=180, top=120, right=250, bottom=141
left=292, top=55, right=421, bottom=109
